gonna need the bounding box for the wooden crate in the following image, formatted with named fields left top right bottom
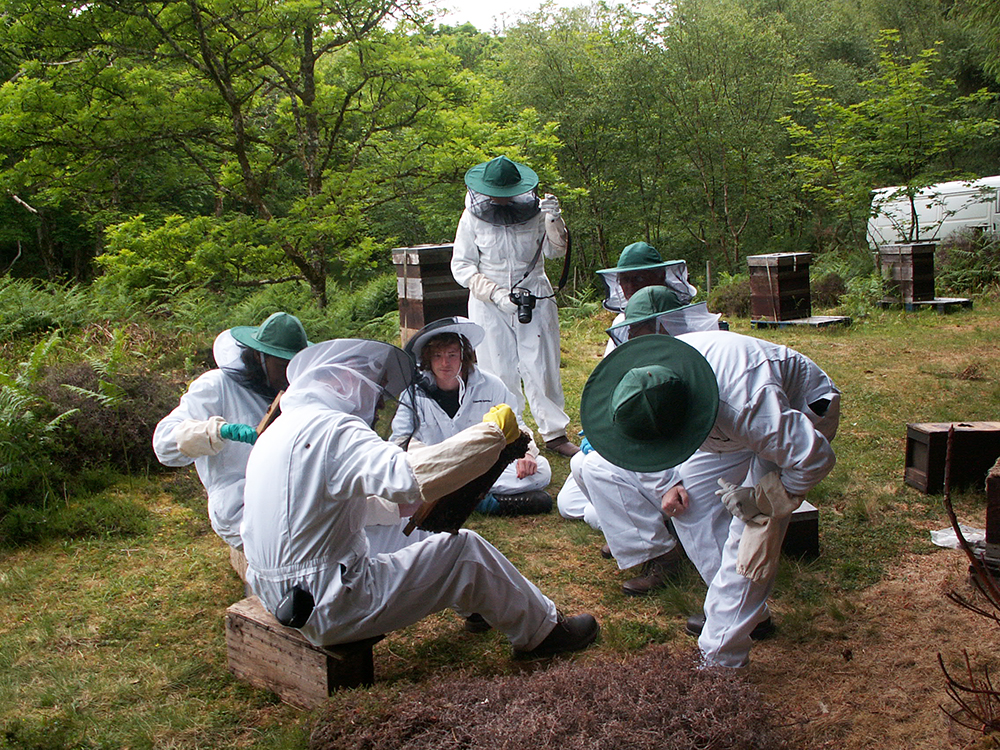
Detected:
left=225, top=596, right=382, bottom=709
left=878, top=243, right=936, bottom=303
left=392, top=244, right=469, bottom=345
left=904, top=422, right=1000, bottom=494
left=747, top=253, right=812, bottom=321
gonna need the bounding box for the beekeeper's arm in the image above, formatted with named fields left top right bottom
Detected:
left=451, top=210, right=518, bottom=314
left=539, top=193, right=568, bottom=258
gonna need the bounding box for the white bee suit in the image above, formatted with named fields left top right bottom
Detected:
left=451, top=192, right=571, bottom=443
left=582, top=330, right=839, bottom=668
left=241, top=340, right=558, bottom=650
left=390, top=366, right=551, bottom=495
left=153, top=331, right=270, bottom=549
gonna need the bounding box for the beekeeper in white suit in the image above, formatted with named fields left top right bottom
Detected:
left=579, top=291, right=839, bottom=668
left=240, top=338, right=599, bottom=657
left=451, top=155, right=578, bottom=457
left=153, top=312, right=310, bottom=569
left=391, top=316, right=553, bottom=517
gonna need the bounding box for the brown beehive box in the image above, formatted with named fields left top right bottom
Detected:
left=904, top=422, right=1000, bottom=494
left=878, top=243, right=936, bottom=303
left=392, top=244, right=470, bottom=345
left=748, top=253, right=812, bottom=321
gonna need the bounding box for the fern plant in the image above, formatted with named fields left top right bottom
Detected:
left=0, top=333, right=77, bottom=511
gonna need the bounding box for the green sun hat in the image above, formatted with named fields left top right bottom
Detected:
left=230, top=312, right=310, bottom=360
left=579, top=335, right=719, bottom=472
left=606, top=284, right=702, bottom=335
left=464, top=156, right=539, bottom=198
left=597, top=241, right=684, bottom=276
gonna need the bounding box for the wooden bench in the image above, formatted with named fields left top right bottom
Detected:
left=225, top=596, right=383, bottom=709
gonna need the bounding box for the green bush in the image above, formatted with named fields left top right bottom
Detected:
left=707, top=274, right=751, bottom=318
left=812, top=272, right=848, bottom=308
left=936, top=230, right=1000, bottom=295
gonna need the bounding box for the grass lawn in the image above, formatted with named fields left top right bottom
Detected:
left=2, top=295, right=999, bottom=748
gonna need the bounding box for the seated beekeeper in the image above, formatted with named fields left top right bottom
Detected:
left=239, top=338, right=600, bottom=657
left=579, top=287, right=839, bottom=668
left=153, top=312, right=309, bottom=575
left=390, top=317, right=553, bottom=517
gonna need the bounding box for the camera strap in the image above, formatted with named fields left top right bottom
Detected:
left=512, top=228, right=572, bottom=297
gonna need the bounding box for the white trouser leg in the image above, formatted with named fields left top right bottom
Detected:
left=557, top=452, right=590, bottom=518
left=309, top=529, right=558, bottom=650
left=580, top=452, right=678, bottom=570
left=469, top=297, right=527, bottom=418
left=490, top=454, right=552, bottom=495
left=698, top=514, right=790, bottom=668
left=515, top=298, right=570, bottom=442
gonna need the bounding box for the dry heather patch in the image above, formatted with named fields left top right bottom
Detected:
left=309, top=646, right=788, bottom=750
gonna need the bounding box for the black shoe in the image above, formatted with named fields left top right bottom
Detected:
left=465, top=613, right=492, bottom=634
left=685, top=613, right=776, bottom=640
left=515, top=612, right=600, bottom=658
left=621, top=548, right=683, bottom=596
left=600, top=543, right=613, bottom=560
left=491, top=490, right=553, bottom=516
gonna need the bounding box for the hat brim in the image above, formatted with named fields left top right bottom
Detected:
left=596, top=259, right=686, bottom=276
left=606, top=302, right=704, bottom=333
left=406, top=317, right=486, bottom=363
left=230, top=326, right=310, bottom=360
left=580, top=335, right=719, bottom=472
left=464, top=161, right=539, bottom=198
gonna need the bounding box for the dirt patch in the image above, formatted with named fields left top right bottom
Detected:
left=751, top=549, right=1000, bottom=749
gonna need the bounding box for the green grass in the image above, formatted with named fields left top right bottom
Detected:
left=3, top=293, right=1000, bottom=747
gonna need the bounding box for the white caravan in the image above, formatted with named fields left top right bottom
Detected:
left=867, top=175, right=1000, bottom=248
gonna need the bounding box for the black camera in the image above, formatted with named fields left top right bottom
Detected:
left=509, top=288, right=536, bottom=324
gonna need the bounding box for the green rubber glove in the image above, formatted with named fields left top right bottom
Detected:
left=220, top=423, right=258, bottom=445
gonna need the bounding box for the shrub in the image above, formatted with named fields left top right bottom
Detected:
left=708, top=274, right=752, bottom=318
left=936, top=230, right=1000, bottom=295
left=812, top=272, right=848, bottom=307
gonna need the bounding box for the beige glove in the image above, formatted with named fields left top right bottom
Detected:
left=736, top=472, right=803, bottom=582
left=407, top=422, right=506, bottom=503
left=469, top=272, right=517, bottom=314
left=482, top=404, right=520, bottom=444
left=174, top=416, right=226, bottom=458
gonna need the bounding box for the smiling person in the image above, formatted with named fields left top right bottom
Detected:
left=390, top=317, right=553, bottom=517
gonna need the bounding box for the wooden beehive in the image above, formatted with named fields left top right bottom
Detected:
left=747, top=253, right=812, bottom=321
left=878, top=243, right=936, bottom=303
left=392, top=244, right=470, bottom=345
left=904, top=422, right=1000, bottom=494
left=225, top=596, right=382, bottom=709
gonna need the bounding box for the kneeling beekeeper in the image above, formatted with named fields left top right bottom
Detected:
left=239, top=338, right=599, bottom=658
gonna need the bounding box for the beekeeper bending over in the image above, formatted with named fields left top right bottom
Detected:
left=240, top=338, right=599, bottom=658
left=579, top=289, right=839, bottom=668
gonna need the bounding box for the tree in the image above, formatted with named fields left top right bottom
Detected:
left=783, top=30, right=997, bottom=247
left=0, top=0, right=489, bottom=304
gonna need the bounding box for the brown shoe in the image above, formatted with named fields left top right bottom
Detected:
left=465, top=613, right=493, bottom=634
left=621, top=548, right=683, bottom=596
left=515, top=612, right=599, bottom=658
left=600, top=543, right=613, bottom=560
left=545, top=436, right=580, bottom=457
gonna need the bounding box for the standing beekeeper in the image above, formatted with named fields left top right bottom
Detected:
left=450, top=155, right=578, bottom=457
left=391, top=316, right=553, bottom=517
left=239, top=338, right=599, bottom=657
left=579, top=292, right=839, bottom=668
left=153, top=312, right=309, bottom=575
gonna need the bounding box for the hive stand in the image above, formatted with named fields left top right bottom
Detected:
left=226, top=596, right=383, bottom=709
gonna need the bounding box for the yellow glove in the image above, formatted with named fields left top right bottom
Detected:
left=482, top=404, right=520, bottom=444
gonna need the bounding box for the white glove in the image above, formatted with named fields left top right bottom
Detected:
left=490, top=287, right=518, bottom=315
left=174, top=416, right=226, bottom=458
left=468, top=272, right=501, bottom=303
left=716, top=479, right=761, bottom=521
left=539, top=193, right=561, bottom=217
